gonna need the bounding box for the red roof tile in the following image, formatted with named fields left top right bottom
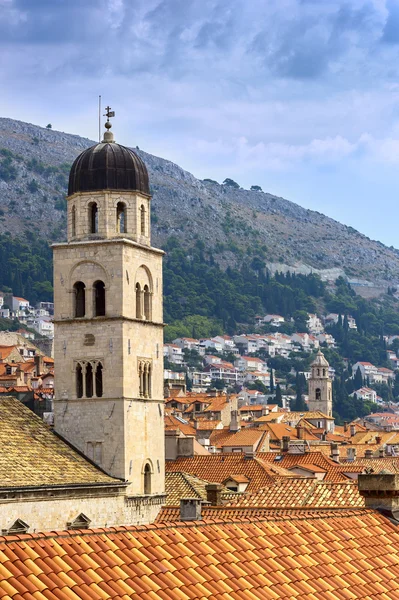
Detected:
left=2, top=510, right=398, bottom=599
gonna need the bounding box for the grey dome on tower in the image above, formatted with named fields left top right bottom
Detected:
left=68, top=141, right=150, bottom=197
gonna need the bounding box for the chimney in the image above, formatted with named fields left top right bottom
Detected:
left=244, top=449, right=255, bottom=460
left=346, top=447, right=356, bottom=462
left=205, top=483, right=223, bottom=506
left=180, top=498, right=202, bottom=521
left=344, top=421, right=348, bottom=433
left=261, top=406, right=269, bottom=416
left=365, top=449, right=373, bottom=459
left=376, top=436, right=382, bottom=445
left=358, top=472, right=399, bottom=520
left=34, top=354, right=44, bottom=376
left=379, top=447, right=385, bottom=458
left=296, top=426, right=304, bottom=440
left=330, top=443, right=340, bottom=463
left=229, top=410, right=240, bottom=433
left=350, top=424, right=356, bottom=437
left=281, top=436, right=290, bottom=452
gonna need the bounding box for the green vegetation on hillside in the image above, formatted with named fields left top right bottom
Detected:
left=163, top=238, right=324, bottom=339
left=0, top=234, right=53, bottom=304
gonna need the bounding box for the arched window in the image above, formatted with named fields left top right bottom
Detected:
left=140, top=204, right=145, bottom=235
left=86, top=363, right=93, bottom=398
left=95, top=363, right=103, bottom=397
left=76, top=363, right=83, bottom=398
left=316, top=388, right=321, bottom=400
left=136, top=283, right=142, bottom=319
left=139, top=361, right=143, bottom=397
left=73, top=282, right=86, bottom=318
left=144, top=463, right=151, bottom=495
left=323, top=368, right=326, bottom=377
left=144, top=284, right=151, bottom=320
left=93, top=280, right=105, bottom=316
left=116, top=202, right=126, bottom=233
left=71, top=205, right=76, bottom=237
left=89, top=202, right=98, bottom=234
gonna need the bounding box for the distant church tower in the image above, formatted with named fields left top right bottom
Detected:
left=308, top=350, right=332, bottom=417
left=53, top=110, right=164, bottom=498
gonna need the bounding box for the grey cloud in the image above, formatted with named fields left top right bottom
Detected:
left=251, top=1, right=383, bottom=80
left=383, top=0, right=399, bottom=44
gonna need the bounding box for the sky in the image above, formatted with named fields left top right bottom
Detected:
left=2, top=0, right=399, bottom=247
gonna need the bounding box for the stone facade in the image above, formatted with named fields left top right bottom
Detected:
left=307, top=351, right=332, bottom=417
left=0, top=485, right=164, bottom=534
left=53, top=148, right=166, bottom=510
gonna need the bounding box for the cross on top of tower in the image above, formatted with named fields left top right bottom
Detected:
left=102, top=105, right=115, bottom=143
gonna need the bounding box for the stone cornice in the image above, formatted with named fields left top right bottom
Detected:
left=52, top=237, right=164, bottom=256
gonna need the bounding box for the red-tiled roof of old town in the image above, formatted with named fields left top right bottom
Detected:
left=2, top=509, right=399, bottom=599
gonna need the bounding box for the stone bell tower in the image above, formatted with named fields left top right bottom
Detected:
left=308, top=350, right=332, bottom=416
left=53, top=109, right=164, bottom=498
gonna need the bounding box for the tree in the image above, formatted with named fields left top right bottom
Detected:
left=46, top=124, right=52, bottom=129
left=222, top=178, right=240, bottom=189
left=275, top=384, right=283, bottom=407
left=269, top=368, right=275, bottom=393
left=208, top=378, right=226, bottom=391
left=353, top=366, right=363, bottom=391
left=250, top=185, right=262, bottom=192
left=247, top=380, right=268, bottom=394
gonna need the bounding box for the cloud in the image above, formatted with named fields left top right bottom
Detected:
left=382, top=0, right=399, bottom=43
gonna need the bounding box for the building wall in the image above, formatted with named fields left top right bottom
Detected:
left=0, top=488, right=165, bottom=533
left=67, top=190, right=151, bottom=247
left=53, top=196, right=165, bottom=499
left=308, top=375, right=332, bottom=417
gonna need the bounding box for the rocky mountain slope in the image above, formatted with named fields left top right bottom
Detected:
left=0, top=116, right=398, bottom=286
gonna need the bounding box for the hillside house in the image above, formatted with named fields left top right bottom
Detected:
left=256, top=314, right=285, bottom=328
left=350, top=387, right=377, bottom=403
left=352, top=361, right=379, bottom=382
left=163, top=344, right=184, bottom=365
left=291, top=332, right=320, bottom=351
left=233, top=335, right=259, bottom=354
left=307, top=313, right=324, bottom=334
left=235, top=356, right=267, bottom=373
left=204, top=361, right=241, bottom=385
left=172, top=337, right=203, bottom=354
left=325, top=313, right=357, bottom=329
left=200, top=338, right=223, bottom=353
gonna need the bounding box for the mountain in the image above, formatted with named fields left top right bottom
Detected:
left=0, top=116, right=399, bottom=287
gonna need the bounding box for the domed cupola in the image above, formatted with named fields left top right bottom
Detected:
left=66, top=107, right=152, bottom=245
left=68, top=118, right=149, bottom=197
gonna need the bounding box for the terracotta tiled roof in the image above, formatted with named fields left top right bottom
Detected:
left=203, top=396, right=233, bottom=412
left=0, top=396, right=117, bottom=488
left=221, top=429, right=268, bottom=448
left=209, top=426, right=237, bottom=448
left=224, top=478, right=365, bottom=509
left=165, top=453, right=295, bottom=491
left=165, top=414, right=196, bottom=436
left=194, top=419, right=222, bottom=431
left=4, top=510, right=399, bottom=598
left=165, top=472, right=233, bottom=505
left=254, top=412, right=285, bottom=423
left=239, top=404, right=266, bottom=412
left=283, top=410, right=334, bottom=421
left=259, top=451, right=364, bottom=482
left=259, top=422, right=319, bottom=441
left=0, top=346, right=16, bottom=360
left=342, top=457, right=399, bottom=473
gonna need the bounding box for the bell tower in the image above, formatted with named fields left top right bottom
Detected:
left=308, top=350, right=332, bottom=417
left=53, top=110, right=164, bottom=498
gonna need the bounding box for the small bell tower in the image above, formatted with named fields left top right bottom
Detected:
left=53, top=109, right=165, bottom=500
left=308, top=350, right=332, bottom=416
